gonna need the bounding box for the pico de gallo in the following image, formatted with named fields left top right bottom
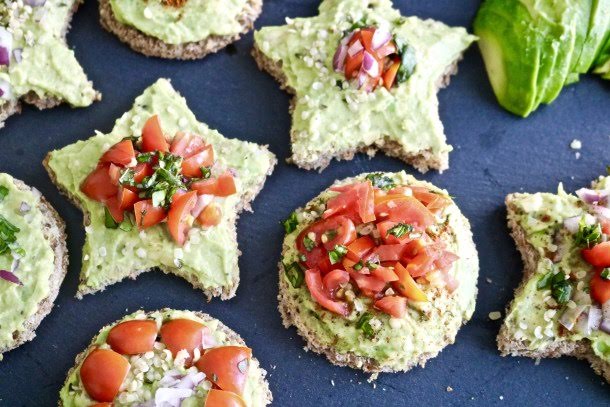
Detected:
left=77, top=315, right=252, bottom=406
left=332, top=24, right=416, bottom=92
left=282, top=173, right=459, bottom=326
left=80, top=115, right=237, bottom=246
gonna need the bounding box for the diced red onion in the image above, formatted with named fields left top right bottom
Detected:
left=600, top=301, right=610, bottom=334
left=0, top=270, right=23, bottom=286
left=154, top=388, right=193, bottom=407
left=175, top=372, right=205, bottom=389
left=12, top=48, right=22, bottom=64
left=24, top=0, right=47, bottom=6
left=332, top=41, right=348, bottom=72
left=590, top=205, right=610, bottom=222
left=576, top=188, right=609, bottom=206
left=559, top=304, right=586, bottom=331
left=11, top=258, right=20, bottom=273
left=362, top=51, right=379, bottom=77
left=0, top=47, right=9, bottom=67
left=0, top=79, right=11, bottom=100
left=19, top=201, right=31, bottom=214
left=443, top=271, right=459, bottom=293
left=376, top=42, right=397, bottom=58
left=371, top=28, right=392, bottom=50
left=588, top=305, right=602, bottom=332
left=563, top=216, right=582, bottom=233
left=347, top=40, right=364, bottom=57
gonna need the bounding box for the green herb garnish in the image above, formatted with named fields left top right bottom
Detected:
left=0, top=215, right=24, bottom=257
left=303, top=236, right=316, bottom=252
left=602, top=268, right=610, bottom=280
left=573, top=217, right=602, bottom=248
left=387, top=223, right=413, bottom=238
left=0, top=186, right=8, bottom=202
left=328, top=245, right=348, bottom=264
left=356, top=312, right=375, bottom=339
left=538, top=270, right=573, bottom=305
left=131, top=151, right=186, bottom=209
left=282, top=212, right=298, bottom=233
left=284, top=261, right=304, bottom=288
left=353, top=261, right=364, bottom=271
left=104, top=207, right=119, bottom=229
left=365, top=173, right=396, bottom=191
left=136, top=152, right=154, bottom=163
left=394, top=38, right=417, bottom=83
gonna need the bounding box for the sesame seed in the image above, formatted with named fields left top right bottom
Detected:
left=488, top=311, right=502, bottom=321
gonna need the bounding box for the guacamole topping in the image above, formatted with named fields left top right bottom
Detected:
left=0, top=0, right=98, bottom=108
left=281, top=172, right=478, bottom=369
left=46, top=79, right=275, bottom=297
left=0, top=173, right=54, bottom=356
left=254, top=0, right=475, bottom=171
left=59, top=309, right=268, bottom=407
left=503, top=177, right=610, bottom=363
left=109, top=0, right=253, bottom=44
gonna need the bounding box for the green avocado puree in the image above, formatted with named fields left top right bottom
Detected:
left=503, top=179, right=610, bottom=362
left=46, top=79, right=274, bottom=296
left=0, top=173, right=55, bottom=357
left=109, top=0, right=252, bottom=44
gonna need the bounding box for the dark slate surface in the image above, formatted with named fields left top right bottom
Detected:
left=1, top=1, right=609, bottom=405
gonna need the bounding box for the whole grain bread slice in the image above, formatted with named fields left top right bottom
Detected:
left=0, top=177, right=68, bottom=359
left=59, top=309, right=272, bottom=406
left=497, top=194, right=610, bottom=383
left=99, top=0, right=263, bottom=60
left=251, top=45, right=462, bottom=172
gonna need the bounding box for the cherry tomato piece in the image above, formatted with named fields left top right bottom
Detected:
left=168, top=191, right=197, bottom=246
left=100, top=140, right=136, bottom=166
left=182, top=145, right=214, bottom=177
left=323, top=269, right=350, bottom=294
left=81, top=164, right=118, bottom=202
left=374, top=295, right=407, bottom=318
left=195, top=346, right=252, bottom=396
left=107, top=320, right=158, bottom=355
left=392, top=262, right=428, bottom=302
left=80, top=349, right=129, bottom=402
left=141, top=115, right=169, bottom=153
left=204, top=389, right=247, bottom=407
left=582, top=242, right=610, bottom=268
left=134, top=200, right=167, bottom=229
left=305, top=269, right=349, bottom=316
left=170, top=132, right=206, bottom=158
left=590, top=269, right=610, bottom=304
left=197, top=202, right=222, bottom=227
left=160, top=319, right=207, bottom=360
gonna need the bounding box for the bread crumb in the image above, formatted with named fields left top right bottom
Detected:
left=570, top=139, right=582, bottom=150
left=446, top=386, right=453, bottom=392
left=488, top=311, right=502, bottom=321
left=330, top=379, right=335, bottom=386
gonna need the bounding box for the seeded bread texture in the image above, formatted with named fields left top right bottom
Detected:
left=497, top=194, right=610, bottom=383
left=59, top=309, right=272, bottom=406
left=252, top=45, right=462, bottom=173
left=0, top=177, right=68, bottom=359
left=99, top=0, right=262, bottom=60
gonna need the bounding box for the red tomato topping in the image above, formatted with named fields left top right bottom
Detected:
left=374, top=295, right=407, bottom=318
left=160, top=319, right=208, bottom=361
left=100, top=140, right=136, bottom=166
left=393, top=262, right=428, bottom=302
left=80, top=349, right=129, bottom=402
left=141, top=115, right=169, bottom=152
left=118, top=187, right=139, bottom=210
left=195, top=346, right=252, bottom=396
left=81, top=164, right=118, bottom=202
left=204, top=389, right=247, bottom=407
left=323, top=269, right=350, bottom=294
left=170, top=132, right=206, bottom=158
left=105, top=196, right=124, bottom=223
left=134, top=200, right=167, bottom=229
left=182, top=145, right=214, bottom=177
left=107, top=320, right=158, bottom=355
left=590, top=268, right=610, bottom=304
left=346, top=236, right=375, bottom=261
left=197, top=202, right=222, bottom=228
left=305, top=269, right=349, bottom=316
left=370, top=265, right=399, bottom=282
left=349, top=270, right=387, bottom=296
left=191, top=172, right=237, bottom=197
left=168, top=191, right=197, bottom=246
left=582, top=242, right=610, bottom=268
left=133, top=162, right=154, bottom=183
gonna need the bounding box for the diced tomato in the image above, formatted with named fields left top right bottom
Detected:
left=602, top=219, right=610, bottom=235
left=359, top=28, right=374, bottom=51
left=80, top=349, right=129, bottom=402
left=302, top=246, right=333, bottom=274
left=393, top=262, right=428, bottom=302
left=346, top=236, right=375, bottom=262
left=133, top=162, right=154, bottom=183
left=191, top=178, right=217, bottom=195
left=216, top=173, right=237, bottom=197
left=134, top=200, right=167, bottom=229
left=376, top=196, right=435, bottom=229
left=374, top=296, right=407, bottom=318
left=160, top=319, right=209, bottom=361
left=108, top=164, right=121, bottom=186
left=377, top=220, right=412, bottom=245
left=195, top=346, right=252, bottom=396
left=81, top=164, right=119, bottom=202
left=204, top=389, right=247, bottom=407
left=170, top=132, right=206, bottom=158
left=92, top=404, right=112, bottom=407
left=374, top=244, right=408, bottom=262
left=105, top=196, right=124, bottom=223
left=100, top=140, right=136, bottom=166
left=349, top=270, right=387, bottom=295
left=406, top=248, right=438, bottom=278
left=590, top=268, right=610, bottom=304
left=107, top=320, right=158, bottom=355
left=297, top=216, right=356, bottom=253
left=182, top=145, right=214, bottom=178
left=342, top=256, right=358, bottom=270
left=197, top=202, right=222, bottom=227
left=141, top=115, right=169, bottom=153
left=345, top=51, right=364, bottom=78
left=324, top=182, right=375, bottom=224
left=582, top=242, right=610, bottom=267
left=168, top=191, right=197, bottom=246
left=401, top=239, right=426, bottom=261
left=118, top=187, right=139, bottom=210
left=323, top=269, right=350, bottom=294
left=370, top=265, right=398, bottom=282
left=435, top=250, right=459, bottom=272
left=382, top=59, right=400, bottom=90
left=305, top=269, right=349, bottom=316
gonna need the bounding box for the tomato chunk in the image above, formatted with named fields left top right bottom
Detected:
left=582, top=242, right=610, bottom=268
left=370, top=265, right=399, bottom=282
left=204, top=389, right=247, bottom=407
left=160, top=319, right=208, bottom=361
left=591, top=268, right=610, bottom=304
left=168, top=191, right=197, bottom=246
left=375, top=295, right=407, bottom=318
left=182, top=145, right=214, bottom=178
left=191, top=172, right=236, bottom=197
left=197, top=202, right=222, bottom=227
left=134, top=200, right=167, bottom=229
left=349, top=270, right=387, bottom=295
left=323, top=269, right=350, bottom=294
left=118, top=187, right=139, bottom=210
left=382, top=58, right=400, bottom=90
left=81, top=164, right=118, bottom=202
left=141, top=115, right=169, bottom=153
left=305, top=269, right=349, bottom=316
left=107, top=320, right=158, bottom=355
left=105, top=196, right=124, bottom=223
left=393, top=262, right=428, bottom=302
left=346, top=236, right=375, bottom=262
left=80, top=349, right=129, bottom=402
left=374, top=244, right=408, bottom=262
left=133, top=162, right=154, bottom=183
left=170, top=132, right=206, bottom=158
left=195, top=346, right=252, bottom=396
left=100, top=140, right=136, bottom=166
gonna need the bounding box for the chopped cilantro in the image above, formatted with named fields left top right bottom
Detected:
left=0, top=185, right=8, bottom=202
left=356, top=312, right=375, bottom=339
left=573, top=217, right=602, bottom=248
left=303, top=236, right=316, bottom=252
left=602, top=268, right=610, bottom=280
left=136, top=152, right=154, bottom=163
left=104, top=207, right=119, bottom=229
left=538, top=269, right=572, bottom=305
left=353, top=261, right=364, bottom=271
left=129, top=151, right=186, bottom=209
left=387, top=223, right=413, bottom=238
left=394, top=37, right=417, bottom=83
left=536, top=271, right=554, bottom=289
left=282, top=212, right=299, bottom=233
left=366, top=261, right=379, bottom=270
left=0, top=215, right=24, bottom=258
left=365, top=173, right=396, bottom=191
left=328, top=245, right=348, bottom=264
left=284, top=261, right=304, bottom=288
left=324, top=229, right=338, bottom=241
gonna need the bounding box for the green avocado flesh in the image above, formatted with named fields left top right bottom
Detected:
left=254, top=0, right=475, bottom=171
left=474, top=0, right=610, bottom=117
left=59, top=310, right=267, bottom=407
left=0, top=173, right=55, bottom=355
left=109, top=0, right=251, bottom=44
left=281, top=172, right=479, bottom=369
left=46, top=79, right=274, bottom=297
left=503, top=179, right=610, bottom=363
left=0, top=0, right=97, bottom=107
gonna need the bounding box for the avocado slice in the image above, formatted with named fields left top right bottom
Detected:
left=573, top=0, right=610, bottom=76
left=593, top=35, right=610, bottom=78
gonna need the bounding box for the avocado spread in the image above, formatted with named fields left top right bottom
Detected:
left=0, top=173, right=55, bottom=358
left=60, top=309, right=268, bottom=407
left=503, top=178, right=610, bottom=363
left=46, top=79, right=275, bottom=298
left=0, top=0, right=98, bottom=108
left=281, top=172, right=479, bottom=370
left=254, top=0, right=476, bottom=172
left=109, top=0, right=253, bottom=44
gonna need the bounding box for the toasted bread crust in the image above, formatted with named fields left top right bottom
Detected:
left=99, top=0, right=262, bottom=60
left=59, top=309, right=272, bottom=406
left=251, top=45, right=461, bottom=173
left=0, top=177, right=68, bottom=358
left=498, top=194, right=610, bottom=383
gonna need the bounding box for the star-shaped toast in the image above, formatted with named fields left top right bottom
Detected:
left=253, top=0, right=475, bottom=172
left=0, top=0, right=100, bottom=128
left=500, top=176, right=610, bottom=383
left=45, top=79, right=276, bottom=300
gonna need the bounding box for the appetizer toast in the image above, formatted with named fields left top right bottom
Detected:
left=0, top=173, right=67, bottom=359
left=60, top=309, right=272, bottom=406
left=0, top=0, right=100, bottom=128
left=500, top=176, right=610, bottom=382
left=253, top=0, right=475, bottom=172
left=279, top=171, right=478, bottom=373
left=100, top=0, right=263, bottom=60
left=45, top=78, right=276, bottom=300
